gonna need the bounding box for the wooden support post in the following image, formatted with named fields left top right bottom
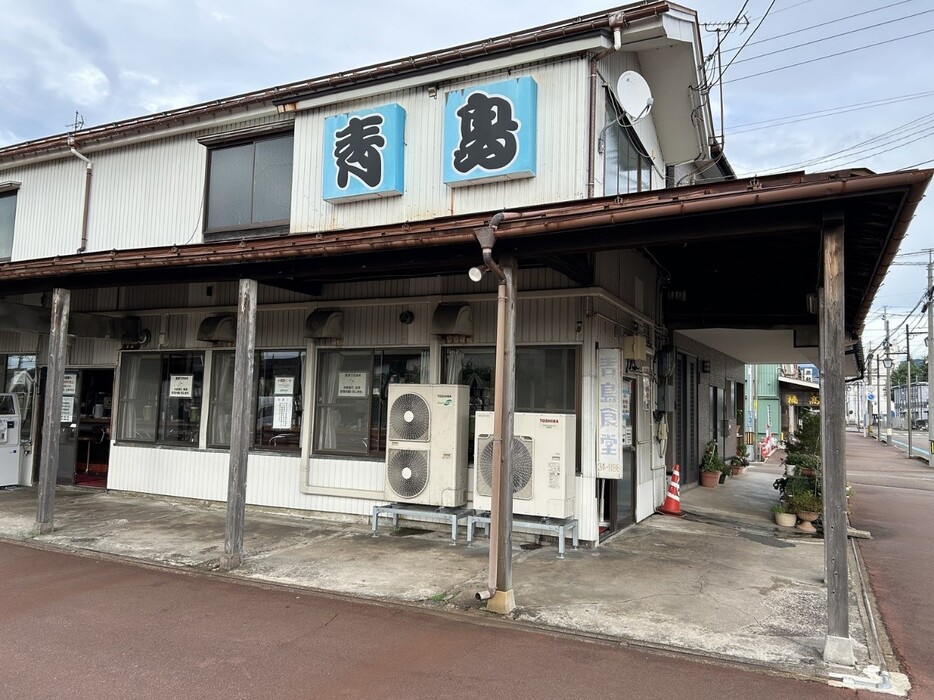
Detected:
left=820, top=214, right=855, bottom=666
left=36, top=288, right=70, bottom=534
left=220, top=279, right=257, bottom=571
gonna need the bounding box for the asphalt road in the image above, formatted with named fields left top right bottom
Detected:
left=0, top=540, right=856, bottom=700
left=848, top=434, right=934, bottom=699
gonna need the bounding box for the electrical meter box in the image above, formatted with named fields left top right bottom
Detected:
left=0, top=393, right=21, bottom=487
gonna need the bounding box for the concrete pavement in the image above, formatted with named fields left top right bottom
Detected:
left=0, top=452, right=897, bottom=691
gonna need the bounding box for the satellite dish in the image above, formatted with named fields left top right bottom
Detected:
left=615, top=71, right=654, bottom=122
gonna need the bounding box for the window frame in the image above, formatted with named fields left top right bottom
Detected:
left=0, top=182, right=20, bottom=262
left=313, top=347, right=428, bottom=460
left=207, top=348, right=307, bottom=453
left=116, top=351, right=205, bottom=447
left=201, top=125, right=294, bottom=238
left=602, top=89, right=654, bottom=196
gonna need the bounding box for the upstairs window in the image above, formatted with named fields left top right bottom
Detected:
left=204, top=131, right=293, bottom=234
left=602, top=93, right=654, bottom=196
left=0, top=184, right=19, bottom=261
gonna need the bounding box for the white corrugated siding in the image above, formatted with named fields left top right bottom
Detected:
left=109, top=445, right=384, bottom=517
left=292, top=58, right=589, bottom=232
left=4, top=158, right=86, bottom=260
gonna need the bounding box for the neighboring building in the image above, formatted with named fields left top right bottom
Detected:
left=0, top=2, right=928, bottom=547
left=892, top=382, right=929, bottom=429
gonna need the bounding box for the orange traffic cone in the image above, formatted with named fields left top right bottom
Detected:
left=656, top=464, right=685, bottom=517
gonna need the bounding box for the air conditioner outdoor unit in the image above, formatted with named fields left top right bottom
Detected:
left=384, top=384, right=469, bottom=507
left=473, top=411, right=577, bottom=519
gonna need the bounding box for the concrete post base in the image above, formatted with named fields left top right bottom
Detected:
left=823, top=635, right=855, bottom=666
left=485, top=589, right=516, bottom=615
left=219, top=552, right=242, bottom=571
left=35, top=521, right=54, bottom=535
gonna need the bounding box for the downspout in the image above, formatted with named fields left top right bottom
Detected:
left=69, top=144, right=92, bottom=253
left=587, top=21, right=625, bottom=199
left=473, top=212, right=519, bottom=609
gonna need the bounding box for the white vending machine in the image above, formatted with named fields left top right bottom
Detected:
left=0, top=393, right=21, bottom=487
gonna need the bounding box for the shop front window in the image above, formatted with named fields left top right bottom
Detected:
left=443, top=346, right=577, bottom=455
left=117, top=352, right=204, bottom=445
left=314, top=348, right=427, bottom=458
left=208, top=350, right=306, bottom=452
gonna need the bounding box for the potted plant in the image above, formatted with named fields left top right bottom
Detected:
left=699, top=439, right=723, bottom=487
left=792, top=453, right=821, bottom=479
left=771, top=501, right=797, bottom=527
left=788, top=491, right=822, bottom=533
left=730, top=454, right=748, bottom=476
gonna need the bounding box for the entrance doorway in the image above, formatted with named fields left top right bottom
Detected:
left=600, top=376, right=636, bottom=538
left=45, top=368, right=114, bottom=488
left=676, top=352, right=699, bottom=484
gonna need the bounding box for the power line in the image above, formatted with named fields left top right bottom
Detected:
left=730, top=91, right=934, bottom=135
left=736, top=111, right=934, bottom=175
left=728, top=7, right=934, bottom=66
left=725, top=27, right=934, bottom=85
left=722, top=0, right=921, bottom=54
left=716, top=0, right=776, bottom=84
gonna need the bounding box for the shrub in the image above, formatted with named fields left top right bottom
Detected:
left=788, top=491, right=822, bottom=514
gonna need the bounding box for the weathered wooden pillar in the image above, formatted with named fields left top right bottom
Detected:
left=36, top=288, right=70, bottom=534
left=220, top=279, right=257, bottom=571
left=820, top=212, right=855, bottom=666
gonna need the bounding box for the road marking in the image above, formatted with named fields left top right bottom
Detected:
left=889, top=437, right=931, bottom=457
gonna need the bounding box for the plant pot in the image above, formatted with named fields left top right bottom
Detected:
left=700, top=471, right=719, bottom=487
left=731, top=465, right=743, bottom=476
left=796, top=511, right=820, bottom=533
left=774, top=511, right=797, bottom=527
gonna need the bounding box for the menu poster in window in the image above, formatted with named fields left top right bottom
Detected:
left=338, top=372, right=367, bottom=397
left=273, top=396, right=293, bottom=430
left=60, top=395, right=74, bottom=423
left=621, top=381, right=633, bottom=447
left=274, top=376, right=295, bottom=396
left=63, top=372, right=78, bottom=397
left=596, top=349, right=622, bottom=479
left=169, top=374, right=194, bottom=398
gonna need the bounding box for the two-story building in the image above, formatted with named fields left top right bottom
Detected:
left=0, top=2, right=928, bottom=556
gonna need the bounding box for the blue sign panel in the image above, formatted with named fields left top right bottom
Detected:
left=322, top=103, right=405, bottom=203
left=443, top=77, right=537, bottom=187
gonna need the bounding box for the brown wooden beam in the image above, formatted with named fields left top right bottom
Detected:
left=36, top=288, right=70, bottom=534
left=819, top=212, right=854, bottom=665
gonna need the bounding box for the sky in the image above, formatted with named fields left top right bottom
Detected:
left=0, top=0, right=932, bottom=358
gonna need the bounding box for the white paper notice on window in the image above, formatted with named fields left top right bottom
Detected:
left=60, top=395, right=74, bottom=423
left=338, top=372, right=367, bottom=397
left=63, top=373, right=78, bottom=396
left=169, top=374, right=194, bottom=398
left=273, top=396, right=293, bottom=430
left=274, top=376, right=294, bottom=395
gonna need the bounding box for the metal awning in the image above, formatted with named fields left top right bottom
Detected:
left=0, top=168, right=928, bottom=362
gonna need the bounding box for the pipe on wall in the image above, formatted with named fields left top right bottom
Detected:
left=69, top=146, right=93, bottom=253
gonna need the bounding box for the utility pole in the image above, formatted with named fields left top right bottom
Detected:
left=885, top=312, right=892, bottom=445
left=905, top=323, right=914, bottom=459
left=876, top=354, right=882, bottom=438
left=928, top=255, right=933, bottom=458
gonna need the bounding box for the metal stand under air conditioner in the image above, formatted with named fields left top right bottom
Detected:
left=466, top=512, right=579, bottom=559
left=371, top=503, right=472, bottom=545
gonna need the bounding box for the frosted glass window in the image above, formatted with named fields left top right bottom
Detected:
left=206, top=133, right=293, bottom=232
left=0, top=190, right=17, bottom=260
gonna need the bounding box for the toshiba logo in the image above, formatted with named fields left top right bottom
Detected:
left=539, top=418, right=559, bottom=424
